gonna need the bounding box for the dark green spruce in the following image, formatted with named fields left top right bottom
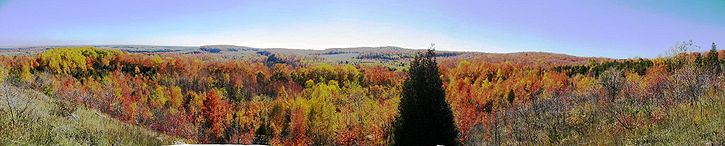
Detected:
left=704, top=42, right=721, bottom=74
left=393, top=49, right=459, bottom=145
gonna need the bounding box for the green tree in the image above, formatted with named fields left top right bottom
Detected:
left=393, top=49, right=459, bottom=145
left=704, top=42, right=721, bottom=73
left=306, top=80, right=340, bottom=144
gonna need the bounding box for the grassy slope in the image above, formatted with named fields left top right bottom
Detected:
left=0, top=85, right=183, bottom=145
left=530, top=90, right=725, bottom=145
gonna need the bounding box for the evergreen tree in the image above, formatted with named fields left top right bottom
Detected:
left=393, top=49, right=459, bottom=145
left=704, top=42, right=721, bottom=73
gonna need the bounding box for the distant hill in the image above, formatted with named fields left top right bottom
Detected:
left=0, top=45, right=609, bottom=66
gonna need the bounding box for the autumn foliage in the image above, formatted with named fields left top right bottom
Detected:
left=2, top=44, right=725, bottom=144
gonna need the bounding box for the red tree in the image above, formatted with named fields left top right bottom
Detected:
left=203, top=90, right=230, bottom=142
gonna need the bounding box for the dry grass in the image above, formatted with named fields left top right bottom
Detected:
left=0, top=84, right=184, bottom=145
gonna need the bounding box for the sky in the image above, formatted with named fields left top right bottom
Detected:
left=0, top=0, right=724, bottom=58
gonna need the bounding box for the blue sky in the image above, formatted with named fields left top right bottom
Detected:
left=0, top=0, right=724, bottom=58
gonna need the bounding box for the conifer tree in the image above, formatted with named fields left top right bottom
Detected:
left=393, top=48, right=459, bottom=145
left=704, top=42, right=721, bottom=73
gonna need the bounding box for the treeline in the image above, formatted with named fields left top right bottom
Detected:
left=555, top=43, right=723, bottom=77
left=355, top=52, right=459, bottom=61
left=553, top=58, right=653, bottom=76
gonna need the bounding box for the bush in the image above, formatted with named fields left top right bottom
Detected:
left=52, top=100, right=78, bottom=117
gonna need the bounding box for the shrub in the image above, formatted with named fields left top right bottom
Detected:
left=52, top=100, right=78, bottom=117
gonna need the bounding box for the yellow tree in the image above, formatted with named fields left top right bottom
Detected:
left=168, top=86, right=184, bottom=113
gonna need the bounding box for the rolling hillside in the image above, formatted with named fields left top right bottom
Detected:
left=1, top=45, right=611, bottom=67
left=0, top=84, right=184, bottom=145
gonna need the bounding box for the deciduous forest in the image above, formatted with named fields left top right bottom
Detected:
left=2, top=42, right=725, bottom=145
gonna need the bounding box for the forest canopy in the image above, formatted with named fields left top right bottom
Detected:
left=2, top=45, right=725, bottom=145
